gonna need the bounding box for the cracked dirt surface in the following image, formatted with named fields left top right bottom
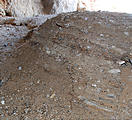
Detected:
left=0, top=11, right=132, bottom=119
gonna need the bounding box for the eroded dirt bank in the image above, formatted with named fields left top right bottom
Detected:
left=0, top=11, right=132, bottom=119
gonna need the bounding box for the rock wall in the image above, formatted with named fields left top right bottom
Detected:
left=0, top=0, right=88, bottom=17
left=6, top=0, right=44, bottom=17
left=1, top=0, right=132, bottom=17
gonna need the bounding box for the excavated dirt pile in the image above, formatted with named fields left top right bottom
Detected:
left=0, top=11, right=132, bottom=119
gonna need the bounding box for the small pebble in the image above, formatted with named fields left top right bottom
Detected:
left=37, top=80, right=40, bottom=84
left=84, top=17, right=88, bottom=21
left=88, top=26, right=92, bottom=29
left=100, top=34, right=104, bottom=37
left=3, top=43, right=8, bottom=47
left=18, top=66, right=22, bottom=70
left=97, top=80, right=100, bottom=83
left=91, top=84, right=97, bottom=87
left=87, top=46, right=91, bottom=49
left=46, top=94, right=50, bottom=98
left=50, top=93, right=56, bottom=99
left=46, top=50, right=51, bottom=55
left=107, top=94, right=115, bottom=98
left=109, top=19, right=114, bottom=23
left=97, top=88, right=102, bottom=93
left=78, top=87, right=81, bottom=90
left=117, top=61, right=125, bottom=65
left=46, top=47, right=51, bottom=55
left=1, top=100, right=5, bottom=105
left=78, top=67, right=82, bottom=70
left=124, top=32, right=129, bottom=36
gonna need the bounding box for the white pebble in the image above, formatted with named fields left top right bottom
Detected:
left=1, top=100, right=5, bottom=105
left=87, top=46, right=91, bottom=49
left=108, top=69, right=121, bottom=74
left=117, top=61, right=125, bottom=65
left=109, top=19, right=114, bottom=23
left=46, top=94, right=50, bottom=98
left=100, top=34, right=104, bottom=37
left=78, top=87, right=81, bottom=90
left=84, top=17, right=88, bottom=21
left=124, top=32, right=129, bottom=36
left=78, top=67, right=82, bottom=70
left=37, top=80, right=40, bottom=84
left=91, top=84, right=97, bottom=87
left=50, top=93, right=56, bottom=99
left=46, top=50, right=51, bottom=55
left=18, top=66, right=22, bottom=70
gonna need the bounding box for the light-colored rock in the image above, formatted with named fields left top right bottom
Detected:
left=0, top=0, right=7, bottom=16
left=1, top=100, right=5, bottom=105
left=5, top=0, right=88, bottom=17
left=7, top=0, right=44, bottom=17
left=108, top=69, right=121, bottom=74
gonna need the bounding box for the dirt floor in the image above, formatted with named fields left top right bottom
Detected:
left=0, top=11, right=132, bottom=120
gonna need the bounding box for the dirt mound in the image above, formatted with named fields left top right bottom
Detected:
left=0, top=11, right=132, bottom=119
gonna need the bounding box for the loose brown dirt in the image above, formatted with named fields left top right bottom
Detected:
left=0, top=11, right=132, bottom=119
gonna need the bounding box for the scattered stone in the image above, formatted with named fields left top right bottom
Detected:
left=109, top=19, right=115, bottom=23
left=117, top=61, right=126, bottom=66
left=1, top=100, right=5, bottom=105
left=124, top=32, right=129, bottom=36
left=3, top=43, right=8, bottom=47
left=107, top=94, right=115, bottom=98
left=86, top=46, right=91, bottom=49
left=78, top=87, right=81, bottom=90
left=97, top=88, right=102, bottom=93
left=78, top=96, right=113, bottom=112
left=88, top=26, right=92, bottom=29
left=108, top=69, right=121, bottom=74
left=50, top=93, right=56, bottom=99
left=18, top=66, right=22, bottom=70
left=100, top=34, right=104, bottom=37
left=91, top=84, right=97, bottom=87
left=78, top=67, right=82, bottom=70
left=37, top=80, right=40, bottom=84
left=46, top=47, right=51, bottom=55
left=76, top=53, right=82, bottom=57
left=84, top=17, right=88, bottom=21
left=46, top=94, right=50, bottom=98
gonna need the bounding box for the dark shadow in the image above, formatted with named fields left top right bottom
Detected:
left=41, top=0, right=55, bottom=14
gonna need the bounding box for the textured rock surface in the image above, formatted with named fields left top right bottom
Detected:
left=6, top=0, right=44, bottom=17
left=0, top=0, right=7, bottom=16
left=1, top=0, right=132, bottom=17
left=0, top=11, right=132, bottom=119
left=0, top=0, right=88, bottom=17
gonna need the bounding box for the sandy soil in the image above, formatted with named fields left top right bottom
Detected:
left=0, top=11, right=132, bottom=119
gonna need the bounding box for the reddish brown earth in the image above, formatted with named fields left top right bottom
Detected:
left=0, top=11, right=132, bottom=119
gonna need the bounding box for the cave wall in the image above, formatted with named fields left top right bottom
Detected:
left=0, top=0, right=88, bottom=17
